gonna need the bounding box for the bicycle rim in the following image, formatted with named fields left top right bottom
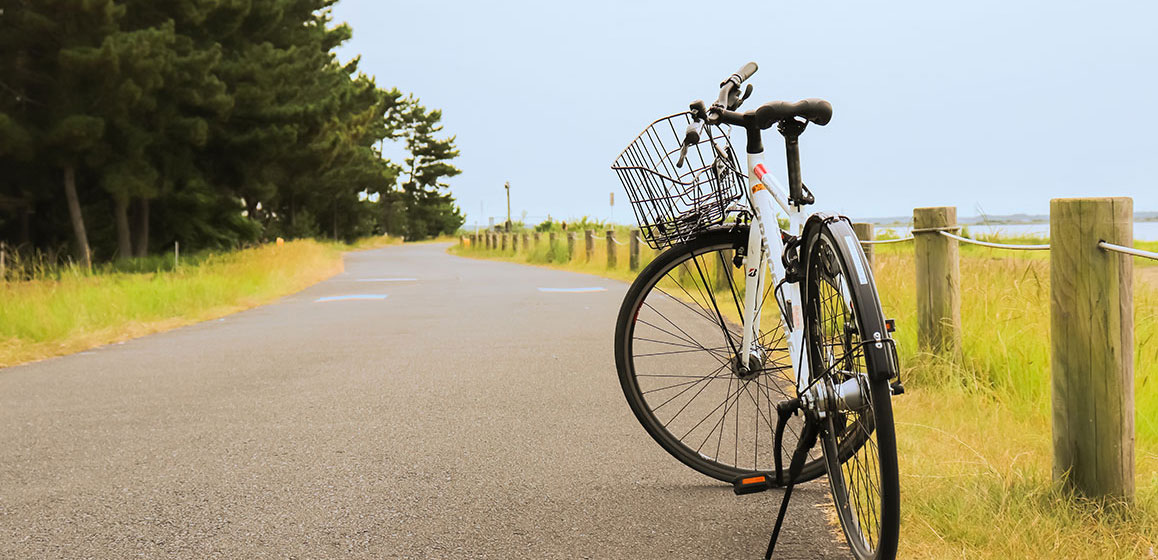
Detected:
left=805, top=223, right=899, bottom=559
left=615, top=227, right=825, bottom=483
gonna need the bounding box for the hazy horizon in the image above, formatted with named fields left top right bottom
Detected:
left=330, top=1, right=1158, bottom=226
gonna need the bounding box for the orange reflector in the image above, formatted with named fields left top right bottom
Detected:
left=741, top=475, right=767, bottom=485
left=751, top=183, right=766, bottom=194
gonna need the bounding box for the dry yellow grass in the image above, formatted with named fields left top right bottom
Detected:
left=0, top=240, right=346, bottom=367
left=456, top=233, right=1158, bottom=558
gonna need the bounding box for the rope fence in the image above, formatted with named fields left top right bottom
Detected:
left=847, top=199, right=1148, bottom=501
left=460, top=199, right=1151, bottom=501
left=937, top=230, right=1050, bottom=251
left=1100, top=241, right=1158, bottom=261
left=858, top=227, right=1157, bottom=260
left=861, top=236, right=913, bottom=245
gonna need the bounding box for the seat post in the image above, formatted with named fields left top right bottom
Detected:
left=778, top=119, right=809, bottom=208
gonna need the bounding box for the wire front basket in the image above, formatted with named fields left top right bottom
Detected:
left=611, top=112, right=746, bottom=250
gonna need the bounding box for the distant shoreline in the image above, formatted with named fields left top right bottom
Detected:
left=861, top=212, right=1158, bottom=227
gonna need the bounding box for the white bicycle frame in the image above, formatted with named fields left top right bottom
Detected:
left=737, top=151, right=812, bottom=396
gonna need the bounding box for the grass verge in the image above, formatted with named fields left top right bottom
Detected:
left=0, top=237, right=402, bottom=368
left=452, top=231, right=1158, bottom=558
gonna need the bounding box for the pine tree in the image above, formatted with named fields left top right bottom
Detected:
left=394, top=97, right=464, bottom=239
left=0, top=0, right=468, bottom=260
left=1, top=0, right=126, bottom=267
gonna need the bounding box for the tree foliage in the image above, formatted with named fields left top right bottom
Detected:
left=0, top=0, right=463, bottom=264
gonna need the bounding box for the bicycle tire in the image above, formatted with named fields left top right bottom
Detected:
left=614, top=226, right=826, bottom=484
left=802, top=218, right=900, bottom=559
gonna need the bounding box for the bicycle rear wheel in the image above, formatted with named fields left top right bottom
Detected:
left=615, top=226, right=825, bottom=484
left=802, top=219, right=899, bottom=559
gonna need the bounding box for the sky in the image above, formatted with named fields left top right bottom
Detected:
left=329, top=1, right=1158, bottom=227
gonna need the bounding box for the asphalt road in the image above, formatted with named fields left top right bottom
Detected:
left=0, top=243, right=848, bottom=559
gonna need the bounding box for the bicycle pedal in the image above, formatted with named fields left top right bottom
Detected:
left=891, top=380, right=906, bottom=395
left=732, top=474, right=772, bottom=495
left=885, top=318, right=896, bottom=333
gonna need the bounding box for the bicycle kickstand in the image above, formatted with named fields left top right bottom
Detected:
left=731, top=399, right=819, bottom=559
left=765, top=417, right=818, bottom=558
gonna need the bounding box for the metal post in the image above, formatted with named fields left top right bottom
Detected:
left=174, top=241, right=180, bottom=269
left=504, top=181, right=511, bottom=232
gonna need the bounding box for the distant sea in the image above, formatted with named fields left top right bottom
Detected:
left=877, top=222, right=1158, bottom=241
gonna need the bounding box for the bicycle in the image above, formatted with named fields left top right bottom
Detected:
left=611, top=62, right=902, bottom=559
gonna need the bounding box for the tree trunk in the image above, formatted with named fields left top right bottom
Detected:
left=62, top=165, right=91, bottom=269
left=133, top=198, right=150, bottom=258
left=114, top=196, right=131, bottom=261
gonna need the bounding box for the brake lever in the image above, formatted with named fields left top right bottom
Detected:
left=727, top=84, right=754, bottom=111
left=676, top=144, right=690, bottom=169
left=675, top=120, right=703, bottom=169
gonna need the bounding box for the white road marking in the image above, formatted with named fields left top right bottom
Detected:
left=314, top=294, right=389, bottom=303
left=355, top=278, right=417, bottom=282
left=537, top=287, right=608, bottom=293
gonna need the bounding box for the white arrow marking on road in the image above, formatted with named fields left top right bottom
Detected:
left=537, top=287, right=608, bottom=293
left=314, top=294, right=389, bottom=302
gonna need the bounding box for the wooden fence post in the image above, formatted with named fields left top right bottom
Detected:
left=1050, top=197, right=1134, bottom=500
left=567, top=232, right=576, bottom=261
left=853, top=222, right=875, bottom=268
left=534, top=232, right=541, bottom=249
left=606, top=230, right=617, bottom=268
left=716, top=248, right=734, bottom=288
left=511, top=232, right=519, bottom=253
left=585, top=229, right=595, bottom=262
left=629, top=229, right=641, bottom=271
left=522, top=233, right=529, bottom=252
left=913, top=206, right=960, bottom=356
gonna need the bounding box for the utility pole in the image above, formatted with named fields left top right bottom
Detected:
left=504, top=181, right=511, bottom=232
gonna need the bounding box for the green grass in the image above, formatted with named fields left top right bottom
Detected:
left=453, top=229, right=1158, bottom=558
left=0, top=238, right=396, bottom=367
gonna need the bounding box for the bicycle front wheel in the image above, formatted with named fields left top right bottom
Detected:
left=615, top=226, right=825, bottom=484
left=802, top=219, right=900, bottom=559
